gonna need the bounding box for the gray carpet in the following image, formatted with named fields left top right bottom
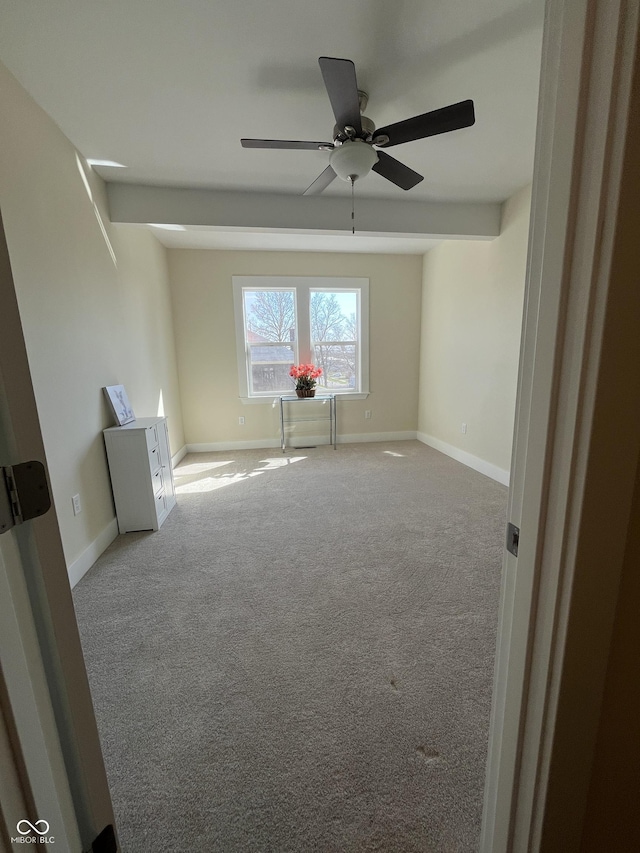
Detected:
left=73, top=441, right=507, bottom=852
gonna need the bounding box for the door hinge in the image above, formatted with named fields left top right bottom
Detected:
left=0, top=461, right=51, bottom=535
left=89, top=824, right=117, bottom=853
left=506, top=522, right=520, bottom=557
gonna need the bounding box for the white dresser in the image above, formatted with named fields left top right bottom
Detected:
left=103, top=416, right=176, bottom=533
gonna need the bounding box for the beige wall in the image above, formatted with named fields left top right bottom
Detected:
left=168, top=250, right=423, bottom=446
left=0, top=61, right=184, bottom=578
left=418, top=184, right=531, bottom=477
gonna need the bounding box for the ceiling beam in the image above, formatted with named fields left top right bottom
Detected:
left=106, top=183, right=501, bottom=239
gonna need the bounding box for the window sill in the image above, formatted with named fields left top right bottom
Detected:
left=239, top=391, right=370, bottom=405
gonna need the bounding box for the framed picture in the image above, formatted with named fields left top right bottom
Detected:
left=103, top=385, right=135, bottom=426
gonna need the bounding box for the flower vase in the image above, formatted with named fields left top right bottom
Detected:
left=296, top=389, right=316, bottom=398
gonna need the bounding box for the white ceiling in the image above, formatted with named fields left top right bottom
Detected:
left=0, top=0, right=544, bottom=252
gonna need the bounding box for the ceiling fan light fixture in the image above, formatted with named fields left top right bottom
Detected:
left=330, top=139, right=378, bottom=182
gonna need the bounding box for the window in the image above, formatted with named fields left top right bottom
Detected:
left=233, top=277, right=369, bottom=400
left=244, top=288, right=297, bottom=395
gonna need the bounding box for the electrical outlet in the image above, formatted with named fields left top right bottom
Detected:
left=461, top=423, right=467, bottom=434
left=238, top=416, right=245, bottom=425
left=365, top=410, right=372, bottom=420
left=72, top=494, right=81, bottom=515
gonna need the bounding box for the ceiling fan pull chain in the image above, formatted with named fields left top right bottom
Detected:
left=350, top=176, right=355, bottom=234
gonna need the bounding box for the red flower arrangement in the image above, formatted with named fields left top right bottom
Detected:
left=289, top=363, right=323, bottom=391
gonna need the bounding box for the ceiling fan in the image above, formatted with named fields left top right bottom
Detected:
left=241, top=56, right=475, bottom=195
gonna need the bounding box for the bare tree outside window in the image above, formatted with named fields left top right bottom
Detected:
left=342, top=312, right=358, bottom=379
left=311, top=292, right=358, bottom=389
left=246, top=290, right=295, bottom=341
left=311, top=292, right=345, bottom=341
left=244, top=290, right=296, bottom=393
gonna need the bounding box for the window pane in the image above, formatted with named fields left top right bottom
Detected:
left=313, top=344, right=357, bottom=389
left=244, top=290, right=296, bottom=343
left=249, top=343, right=295, bottom=393
left=311, top=291, right=359, bottom=391
left=310, top=291, right=358, bottom=343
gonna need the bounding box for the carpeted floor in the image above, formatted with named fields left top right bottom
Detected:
left=73, top=440, right=507, bottom=852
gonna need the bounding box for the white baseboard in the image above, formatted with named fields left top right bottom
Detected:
left=172, top=444, right=188, bottom=467
left=67, top=518, right=119, bottom=589
left=417, top=432, right=510, bottom=486
left=338, top=430, right=417, bottom=444
left=185, top=431, right=417, bottom=454
left=187, top=438, right=281, bottom=453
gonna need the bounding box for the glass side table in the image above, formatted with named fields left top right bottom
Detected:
left=279, top=394, right=337, bottom=452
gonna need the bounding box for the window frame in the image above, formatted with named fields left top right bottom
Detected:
left=233, top=276, right=370, bottom=402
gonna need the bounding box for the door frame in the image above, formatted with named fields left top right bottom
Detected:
left=481, top=0, right=640, bottom=849
left=0, top=539, right=80, bottom=851
left=0, top=207, right=116, bottom=851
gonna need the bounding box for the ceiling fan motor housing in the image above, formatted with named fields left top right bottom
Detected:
left=333, top=114, right=376, bottom=143
left=330, top=139, right=379, bottom=182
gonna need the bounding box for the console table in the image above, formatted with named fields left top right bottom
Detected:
left=279, top=394, right=337, bottom=452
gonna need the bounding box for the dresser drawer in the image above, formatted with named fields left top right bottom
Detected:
left=145, top=423, right=159, bottom=451
left=148, top=444, right=161, bottom=472
left=154, top=489, right=167, bottom=520
left=152, top=465, right=164, bottom=495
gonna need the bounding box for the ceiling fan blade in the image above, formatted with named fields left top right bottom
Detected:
left=318, top=57, right=362, bottom=135
left=374, top=99, right=475, bottom=148
left=241, top=138, right=334, bottom=150
left=303, top=165, right=337, bottom=196
left=371, top=151, right=423, bottom=190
